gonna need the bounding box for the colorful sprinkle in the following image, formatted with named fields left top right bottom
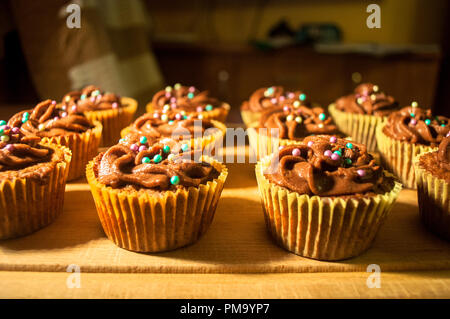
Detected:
left=410, top=113, right=415, bottom=117
left=80, top=94, right=86, bottom=100
left=119, top=138, right=125, bottom=143
left=142, top=157, right=151, bottom=164
left=1, top=135, right=9, bottom=142
left=130, top=144, right=139, bottom=152
left=271, top=98, right=278, bottom=104
left=425, top=119, right=431, bottom=126
left=318, top=113, right=326, bottom=121
left=370, top=94, right=376, bottom=101
left=175, top=113, right=182, bottom=120
left=140, top=136, right=148, bottom=144
left=286, top=115, right=294, bottom=122
left=168, top=120, right=174, bottom=125
left=307, top=141, right=314, bottom=147
left=292, top=148, right=301, bottom=156
left=170, top=175, right=180, bottom=185
left=264, top=87, right=274, bottom=97
left=295, top=116, right=302, bottom=123
left=188, top=86, right=196, bottom=93
left=196, top=106, right=203, bottom=113
left=163, top=104, right=170, bottom=111
left=61, top=112, right=68, bottom=117
left=161, top=114, right=168, bottom=121
left=181, top=143, right=189, bottom=152
left=198, top=114, right=203, bottom=120
left=112, top=102, right=118, bottom=109
left=333, top=150, right=342, bottom=157
left=165, top=86, right=172, bottom=92
left=174, top=83, right=181, bottom=90
left=4, top=144, right=14, bottom=151
left=299, top=93, right=306, bottom=101
left=324, top=150, right=333, bottom=157
left=153, top=113, right=160, bottom=119
left=293, top=101, right=300, bottom=108
left=168, top=154, right=175, bottom=161
left=411, top=101, right=418, bottom=108
left=163, top=145, right=170, bottom=153
left=331, top=153, right=340, bottom=161
left=283, top=106, right=290, bottom=112
left=346, top=142, right=353, bottom=149
left=38, top=124, right=45, bottom=131
left=410, top=119, right=417, bottom=125
left=153, top=154, right=162, bottom=163
left=187, top=92, right=194, bottom=99
left=287, top=92, right=295, bottom=99
left=329, top=136, right=337, bottom=143
left=357, top=97, right=364, bottom=104
left=373, top=85, right=379, bottom=92
left=0, top=120, right=6, bottom=126
left=0, top=128, right=3, bottom=135
left=318, top=124, right=324, bottom=128
left=357, top=169, right=366, bottom=177
left=345, top=158, right=352, bottom=165
left=205, top=104, right=213, bottom=111
left=139, top=145, right=147, bottom=152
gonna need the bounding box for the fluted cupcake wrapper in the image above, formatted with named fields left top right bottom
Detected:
left=85, top=97, right=137, bottom=147
left=328, top=103, right=385, bottom=152
left=255, top=155, right=402, bottom=261
left=247, top=125, right=301, bottom=161
left=376, top=123, right=436, bottom=189
left=120, top=119, right=226, bottom=155
left=41, top=120, right=102, bottom=181
left=146, top=102, right=230, bottom=123
left=86, top=156, right=228, bottom=252
left=0, top=143, right=72, bottom=240
left=414, top=153, right=450, bottom=240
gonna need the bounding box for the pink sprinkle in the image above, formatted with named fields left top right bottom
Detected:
left=287, top=92, right=295, bottom=99
left=171, top=103, right=177, bottom=109
left=71, top=105, right=77, bottom=112
left=278, top=146, right=284, bottom=151
left=324, top=150, right=333, bottom=157
left=331, top=153, right=340, bottom=161
left=153, top=113, right=159, bottom=119
left=51, top=100, right=56, bottom=105
left=329, top=136, right=337, bottom=143
left=189, top=86, right=195, bottom=93
left=271, top=98, right=278, bottom=104
left=170, top=97, right=177, bottom=103
left=165, top=92, right=171, bottom=98
left=357, top=169, right=366, bottom=177
left=196, top=106, right=203, bottom=112
left=53, top=116, right=59, bottom=121
left=130, top=144, right=139, bottom=152
left=91, top=97, right=96, bottom=103
left=11, top=127, right=20, bottom=134
left=279, top=96, right=285, bottom=102
left=4, top=144, right=14, bottom=151
left=283, top=106, right=290, bottom=112
left=61, top=112, right=67, bottom=117
left=307, top=141, right=314, bottom=147
left=61, top=105, right=67, bottom=111
left=447, top=131, right=450, bottom=138
left=175, top=113, right=182, bottom=120
left=292, top=148, right=301, bottom=156
left=112, top=102, right=118, bottom=109
left=410, top=119, right=417, bottom=125
left=139, top=145, right=147, bottom=152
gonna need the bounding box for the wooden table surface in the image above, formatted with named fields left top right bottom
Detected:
left=0, top=110, right=448, bottom=298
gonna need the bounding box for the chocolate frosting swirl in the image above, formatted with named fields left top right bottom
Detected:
left=438, top=135, right=450, bottom=169
left=242, top=86, right=311, bottom=113
left=335, top=83, right=399, bottom=116
left=122, top=111, right=218, bottom=146
left=96, top=142, right=219, bottom=190
left=258, top=106, right=339, bottom=140
left=8, top=100, right=93, bottom=138
left=382, top=106, right=450, bottom=147
left=0, top=126, right=52, bottom=173
left=265, top=136, right=386, bottom=196
left=62, top=85, right=122, bottom=112
left=151, top=84, right=225, bottom=113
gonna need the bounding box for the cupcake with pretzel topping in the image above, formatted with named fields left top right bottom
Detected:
left=61, top=85, right=137, bottom=146
left=255, top=135, right=402, bottom=260
left=0, top=125, right=71, bottom=239
left=376, top=104, right=450, bottom=188
left=86, top=140, right=228, bottom=252
left=8, top=99, right=102, bottom=181
left=241, top=86, right=311, bottom=126
left=329, top=83, right=399, bottom=151
left=146, top=84, right=230, bottom=123
left=248, top=104, right=342, bottom=159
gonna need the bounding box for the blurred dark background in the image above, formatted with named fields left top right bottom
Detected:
left=0, top=0, right=449, bottom=122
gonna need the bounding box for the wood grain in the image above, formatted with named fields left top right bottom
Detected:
left=0, top=146, right=449, bottom=274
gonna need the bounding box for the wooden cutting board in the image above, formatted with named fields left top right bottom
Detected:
left=1, top=146, right=449, bottom=274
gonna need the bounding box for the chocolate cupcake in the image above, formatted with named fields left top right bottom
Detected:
left=329, top=83, right=399, bottom=151
left=376, top=104, right=450, bottom=188
left=414, top=134, right=450, bottom=240
left=247, top=104, right=341, bottom=159
left=146, top=84, right=230, bottom=123
left=86, top=141, right=228, bottom=252
left=120, top=110, right=226, bottom=154
left=255, top=135, right=402, bottom=260
left=62, top=85, right=137, bottom=146
left=8, top=100, right=102, bottom=181
left=241, top=86, right=311, bottom=126
left=0, top=127, right=71, bottom=239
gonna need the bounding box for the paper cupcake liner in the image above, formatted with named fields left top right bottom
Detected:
left=241, top=110, right=262, bottom=127
left=120, top=119, right=226, bottom=155
left=86, top=156, right=228, bottom=252
left=376, top=123, right=436, bottom=189
left=85, top=97, right=137, bottom=147
left=0, top=143, right=72, bottom=240
left=41, top=120, right=102, bottom=181
left=414, top=153, right=450, bottom=240
left=146, top=102, right=230, bottom=123
left=255, top=155, right=402, bottom=261
left=328, top=103, right=385, bottom=152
